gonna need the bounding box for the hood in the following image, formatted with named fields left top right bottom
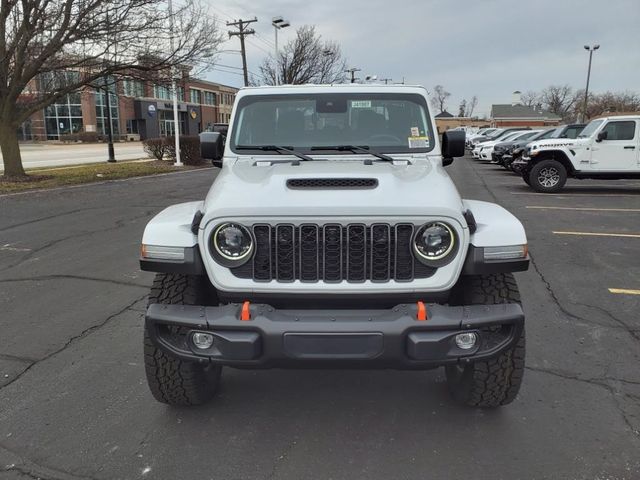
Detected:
left=201, top=157, right=465, bottom=224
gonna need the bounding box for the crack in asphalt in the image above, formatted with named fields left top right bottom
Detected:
left=526, top=365, right=640, bottom=437
left=0, top=207, right=103, bottom=234
left=0, top=274, right=148, bottom=289
left=0, top=209, right=156, bottom=273
left=0, top=443, right=102, bottom=480
left=572, top=301, right=640, bottom=342
left=0, top=294, right=147, bottom=391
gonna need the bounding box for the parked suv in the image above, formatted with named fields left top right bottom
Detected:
left=521, top=117, right=639, bottom=192
left=140, top=84, right=529, bottom=408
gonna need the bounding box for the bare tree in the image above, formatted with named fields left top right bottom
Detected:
left=466, top=95, right=478, bottom=117
left=583, top=90, right=640, bottom=118
left=1, top=0, right=223, bottom=179
left=539, top=85, right=578, bottom=121
left=520, top=91, right=539, bottom=108
left=256, top=26, right=346, bottom=86
left=457, top=99, right=467, bottom=118
left=430, top=85, right=451, bottom=114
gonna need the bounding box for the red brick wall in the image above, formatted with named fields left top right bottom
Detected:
left=494, top=120, right=561, bottom=127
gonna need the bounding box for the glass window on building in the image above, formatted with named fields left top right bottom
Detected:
left=153, top=84, right=172, bottom=100
left=123, top=78, right=145, bottom=98
left=203, top=91, right=215, bottom=105
left=190, top=88, right=202, bottom=104
left=95, top=89, right=120, bottom=136
left=177, top=86, right=185, bottom=101
left=44, top=92, right=83, bottom=139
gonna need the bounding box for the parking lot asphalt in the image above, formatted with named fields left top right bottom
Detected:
left=0, top=158, right=639, bottom=480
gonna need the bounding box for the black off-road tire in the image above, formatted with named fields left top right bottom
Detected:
left=528, top=159, right=567, bottom=193
left=144, top=273, right=221, bottom=406
left=445, top=273, right=525, bottom=408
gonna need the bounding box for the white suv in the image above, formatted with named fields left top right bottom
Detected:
left=139, top=84, right=529, bottom=408
left=521, top=115, right=640, bottom=192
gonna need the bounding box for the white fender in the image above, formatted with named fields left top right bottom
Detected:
left=463, top=199, right=527, bottom=247
left=142, top=201, right=203, bottom=248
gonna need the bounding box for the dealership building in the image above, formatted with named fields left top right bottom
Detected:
left=19, top=76, right=239, bottom=141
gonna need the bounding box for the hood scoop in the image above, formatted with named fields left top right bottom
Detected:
left=286, top=178, right=378, bottom=189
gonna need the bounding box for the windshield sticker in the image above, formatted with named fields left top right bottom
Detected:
left=411, top=127, right=420, bottom=137
left=351, top=100, right=372, bottom=108
left=408, top=136, right=429, bottom=148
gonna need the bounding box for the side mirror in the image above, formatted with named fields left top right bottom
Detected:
left=441, top=130, right=466, bottom=165
left=200, top=131, right=224, bottom=167
left=596, top=130, right=608, bottom=142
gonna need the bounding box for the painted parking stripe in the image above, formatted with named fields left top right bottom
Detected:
left=553, top=231, right=640, bottom=238
left=609, top=288, right=640, bottom=295
left=527, top=206, right=640, bottom=213
left=511, top=192, right=640, bottom=197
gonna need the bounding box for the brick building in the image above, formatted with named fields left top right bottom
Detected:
left=490, top=91, right=561, bottom=128
left=20, top=75, right=239, bottom=141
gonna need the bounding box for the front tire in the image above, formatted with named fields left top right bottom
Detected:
left=144, top=273, right=222, bottom=406
left=528, top=159, right=567, bottom=193
left=445, top=273, right=525, bottom=408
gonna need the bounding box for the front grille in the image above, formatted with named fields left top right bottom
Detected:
left=286, top=178, right=378, bottom=189
left=230, top=223, right=436, bottom=283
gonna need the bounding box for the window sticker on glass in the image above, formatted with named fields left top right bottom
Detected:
left=351, top=100, right=372, bottom=108
left=408, top=136, right=429, bottom=148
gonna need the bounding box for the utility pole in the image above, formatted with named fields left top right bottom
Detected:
left=582, top=44, right=600, bottom=122
left=103, top=77, right=116, bottom=162
left=345, top=67, right=361, bottom=84
left=380, top=78, right=392, bottom=85
left=228, top=18, right=257, bottom=86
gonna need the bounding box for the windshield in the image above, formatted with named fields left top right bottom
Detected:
left=535, top=128, right=556, bottom=140
left=515, top=131, right=539, bottom=141
left=487, top=129, right=505, bottom=139
left=230, top=93, right=435, bottom=154
left=578, top=120, right=604, bottom=138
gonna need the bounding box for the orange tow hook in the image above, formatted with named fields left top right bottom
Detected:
left=240, top=301, right=251, bottom=321
left=416, top=301, right=427, bottom=321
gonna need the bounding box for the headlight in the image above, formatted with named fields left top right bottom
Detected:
left=211, top=222, right=253, bottom=266
left=413, top=222, right=457, bottom=266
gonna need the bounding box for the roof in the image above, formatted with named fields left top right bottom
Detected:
left=434, top=111, right=454, bottom=118
left=236, top=84, right=430, bottom=97
left=491, top=104, right=561, bottom=120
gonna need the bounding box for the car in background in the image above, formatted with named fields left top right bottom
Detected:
left=472, top=129, right=529, bottom=158
left=500, top=128, right=557, bottom=170
left=466, top=128, right=499, bottom=148
left=477, top=130, right=537, bottom=161
left=491, top=130, right=544, bottom=164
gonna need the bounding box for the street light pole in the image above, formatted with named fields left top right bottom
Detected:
left=272, top=17, right=290, bottom=86
left=582, top=44, right=600, bottom=122
left=168, top=0, right=182, bottom=166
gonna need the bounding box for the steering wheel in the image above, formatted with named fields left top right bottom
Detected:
left=367, top=134, right=403, bottom=143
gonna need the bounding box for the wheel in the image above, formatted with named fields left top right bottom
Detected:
left=522, top=172, right=531, bottom=186
left=445, top=273, right=525, bottom=408
left=528, top=159, right=567, bottom=193
left=144, top=273, right=222, bottom=406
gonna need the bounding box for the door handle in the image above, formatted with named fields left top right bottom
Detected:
left=624, top=146, right=636, bottom=150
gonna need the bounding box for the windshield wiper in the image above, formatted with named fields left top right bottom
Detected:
left=310, top=145, right=395, bottom=163
left=235, top=145, right=313, bottom=162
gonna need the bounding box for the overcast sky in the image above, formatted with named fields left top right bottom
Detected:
left=204, top=0, right=640, bottom=118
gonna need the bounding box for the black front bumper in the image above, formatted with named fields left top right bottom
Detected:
left=146, top=302, right=524, bottom=369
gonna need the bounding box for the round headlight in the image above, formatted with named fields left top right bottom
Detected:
left=212, top=223, right=253, bottom=264
left=413, top=222, right=456, bottom=264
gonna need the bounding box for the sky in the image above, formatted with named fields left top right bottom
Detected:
left=203, top=0, right=640, bottom=118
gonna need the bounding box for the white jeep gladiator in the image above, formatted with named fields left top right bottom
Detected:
left=140, top=84, right=529, bottom=408
left=521, top=115, right=640, bottom=192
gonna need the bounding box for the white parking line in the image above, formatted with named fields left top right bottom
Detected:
left=553, top=231, right=640, bottom=238
left=527, top=206, right=640, bottom=213
left=512, top=192, right=640, bottom=197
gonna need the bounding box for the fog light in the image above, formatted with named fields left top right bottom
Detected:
left=455, top=332, right=478, bottom=350
left=192, top=332, right=214, bottom=350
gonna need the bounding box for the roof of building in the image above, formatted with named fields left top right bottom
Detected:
left=434, top=110, right=454, bottom=118
left=491, top=104, right=561, bottom=120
